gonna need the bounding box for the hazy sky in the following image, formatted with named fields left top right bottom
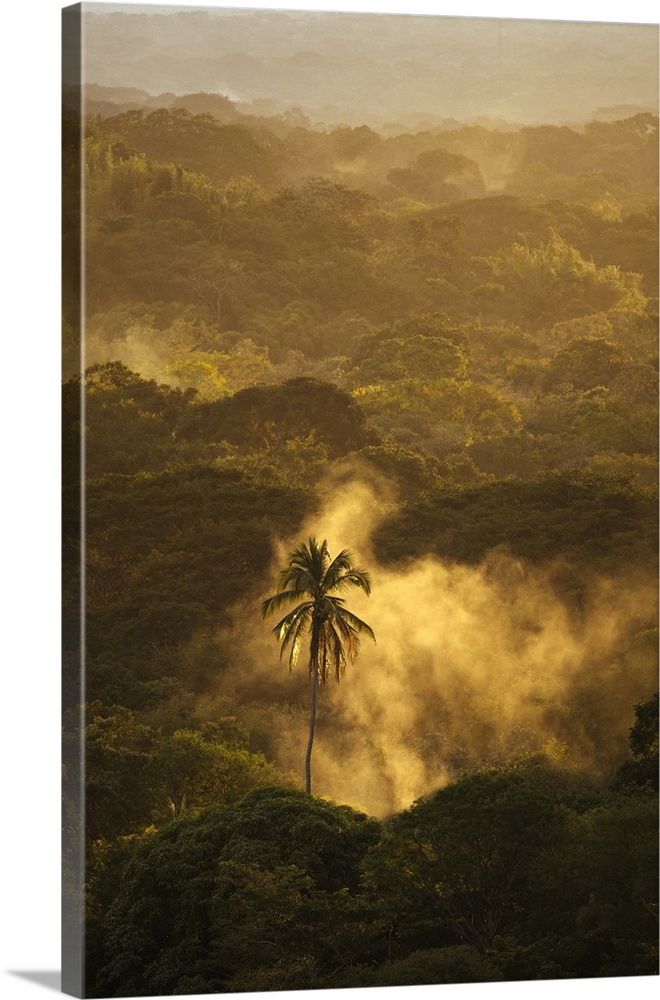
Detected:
left=75, top=2, right=659, bottom=126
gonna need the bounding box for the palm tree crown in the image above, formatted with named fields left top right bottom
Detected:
left=261, top=537, right=375, bottom=792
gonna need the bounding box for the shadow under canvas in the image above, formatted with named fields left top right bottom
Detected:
left=9, top=972, right=62, bottom=993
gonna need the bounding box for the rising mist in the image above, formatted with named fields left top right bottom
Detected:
left=217, top=471, right=657, bottom=817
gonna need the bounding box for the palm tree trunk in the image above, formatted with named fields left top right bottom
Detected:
left=305, top=620, right=320, bottom=794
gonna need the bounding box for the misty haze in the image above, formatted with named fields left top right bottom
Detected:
left=62, top=4, right=658, bottom=995
left=68, top=5, right=658, bottom=127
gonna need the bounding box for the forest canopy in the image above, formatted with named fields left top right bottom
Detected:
left=63, top=40, right=658, bottom=993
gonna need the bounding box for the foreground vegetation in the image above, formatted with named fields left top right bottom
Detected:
left=83, top=735, right=658, bottom=994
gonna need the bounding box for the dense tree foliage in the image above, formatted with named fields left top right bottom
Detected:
left=64, top=90, right=658, bottom=993
left=85, top=761, right=657, bottom=996
left=373, top=471, right=657, bottom=572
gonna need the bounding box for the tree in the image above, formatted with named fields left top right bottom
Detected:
left=565, top=788, right=659, bottom=977
left=483, top=232, right=646, bottom=327
left=261, top=538, right=375, bottom=793
left=92, top=788, right=381, bottom=996
left=615, top=692, right=659, bottom=791
left=386, top=147, right=485, bottom=205
left=363, top=767, right=569, bottom=958
left=151, top=728, right=289, bottom=821
left=543, top=336, right=628, bottom=393
left=180, top=377, right=369, bottom=457
left=351, top=335, right=470, bottom=384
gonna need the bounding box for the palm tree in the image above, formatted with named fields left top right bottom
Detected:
left=261, top=537, right=375, bottom=794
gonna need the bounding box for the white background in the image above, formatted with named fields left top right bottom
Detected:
left=1, top=1, right=657, bottom=998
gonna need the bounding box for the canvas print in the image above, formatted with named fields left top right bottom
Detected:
left=62, top=2, right=659, bottom=996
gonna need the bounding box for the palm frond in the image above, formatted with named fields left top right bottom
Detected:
left=328, top=612, right=361, bottom=662
left=262, top=537, right=374, bottom=685
left=342, top=608, right=376, bottom=644
left=328, top=603, right=376, bottom=646
left=318, top=620, right=347, bottom=684
left=261, top=588, right=311, bottom=619
left=307, top=537, right=330, bottom=575
left=276, top=537, right=329, bottom=598
left=327, top=620, right=349, bottom=682
left=322, top=548, right=353, bottom=585
left=327, top=569, right=372, bottom=596
left=271, top=603, right=313, bottom=668
left=288, top=538, right=328, bottom=577
left=277, top=567, right=319, bottom=598
left=289, top=630, right=306, bottom=671
left=272, top=602, right=313, bottom=639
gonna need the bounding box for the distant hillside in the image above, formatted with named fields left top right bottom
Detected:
left=72, top=8, right=659, bottom=128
